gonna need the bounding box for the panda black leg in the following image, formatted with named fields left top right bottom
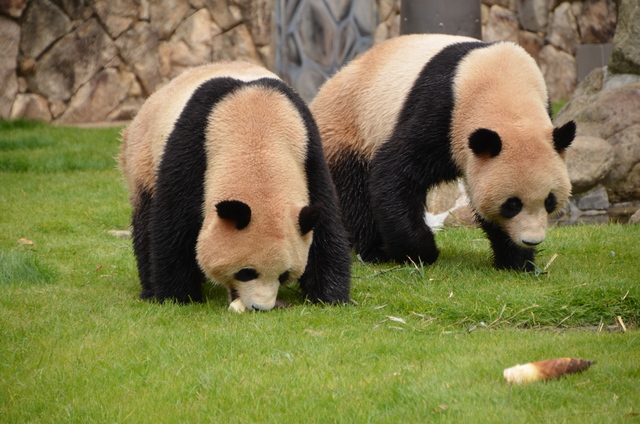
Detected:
left=131, top=189, right=154, bottom=299
left=478, top=217, right=536, bottom=271
left=330, top=152, right=388, bottom=263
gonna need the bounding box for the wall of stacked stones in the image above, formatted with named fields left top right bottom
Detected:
left=0, top=0, right=617, bottom=124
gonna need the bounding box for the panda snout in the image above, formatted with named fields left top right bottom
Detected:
left=522, top=239, right=542, bottom=247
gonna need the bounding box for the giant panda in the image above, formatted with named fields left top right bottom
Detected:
left=310, top=34, right=576, bottom=271
left=119, top=61, right=351, bottom=310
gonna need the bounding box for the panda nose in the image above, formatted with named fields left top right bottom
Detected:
left=522, top=239, right=541, bottom=247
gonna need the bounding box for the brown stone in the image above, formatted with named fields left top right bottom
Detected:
left=57, top=68, right=138, bottom=124
left=26, top=18, right=117, bottom=102
left=518, top=30, right=544, bottom=63
left=0, top=15, right=19, bottom=118
left=576, top=0, right=616, bottom=45
left=547, top=2, right=579, bottom=55
left=9, top=93, right=52, bottom=121
left=50, top=0, right=89, bottom=19
left=211, top=24, right=262, bottom=65
left=115, top=22, right=163, bottom=95
left=539, top=44, right=577, bottom=101
left=234, top=0, right=275, bottom=47
left=517, top=0, right=548, bottom=32
left=148, top=0, right=192, bottom=40
left=0, top=0, right=27, bottom=18
left=483, top=5, right=518, bottom=43
left=92, top=0, right=140, bottom=38
left=203, top=0, right=242, bottom=31
left=20, top=0, right=72, bottom=59
left=426, top=181, right=463, bottom=215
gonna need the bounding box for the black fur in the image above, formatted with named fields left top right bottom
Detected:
left=553, top=121, right=576, bottom=152
left=477, top=216, right=535, bottom=271
left=299, top=203, right=323, bottom=235
left=216, top=200, right=251, bottom=230
left=131, top=76, right=350, bottom=304
left=469, top=128, right=502, bottom=158
left=367, top=41, right=488, bottom=264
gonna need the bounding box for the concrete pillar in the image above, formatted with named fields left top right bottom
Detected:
left=400, top=0, right=482, bottom=39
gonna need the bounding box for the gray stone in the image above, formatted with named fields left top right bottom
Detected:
left=235, top=0, right=274, bottom=47
left=1, top=0, right=27, bottom=18
left=539, top=44, right=577, bottom=101
left=92, top=0, right=140, bottom=38
left=547, top=2, right=579, bottom=55
left=115, top=22, right=163, bottom=96
left=483, top=5, right=518, bottom=43
left=20, top=0, right=72, bottom=59
left=609, top=0, right=640, bottom=75
left=26, top=18, right=117, bottom=102
left=629, top=209, right=640, bottom=224
left=50, top=0, right=89, bottom=19
left=566, top=136, right=614, bottom=193
left=9, top=93, right=52, bottom=121
left=574, top=186, right=609, bottom=210
left=107, top=97, right=144, bottom=121
left=377, top=0, right=397, bottom=22
left=517, top=0, right=548, bottom=32
left=0, top=15, right=19, bottom=118
left=57, top=68, right=137, bottom=124
left=204, top=0, right=242, bottom=31
left=576, top=0, right=617, bottom=44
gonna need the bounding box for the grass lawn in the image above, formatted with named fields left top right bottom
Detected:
left=1, top=120, right=638, bottom=423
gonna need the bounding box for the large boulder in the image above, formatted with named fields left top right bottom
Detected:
left=566, top=136, right=615, bottom=193
left=0, top=15, right=19, bottom=118
left=609, top=0, right=640, bottom=74
left=483, top=5, right=518, bottom=43
left=556, top=67, right=640, bottom=201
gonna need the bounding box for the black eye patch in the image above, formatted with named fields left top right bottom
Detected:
left=234, top=268, right=259, bottom=282
left=545, top=193, right=558, bottom=214
left=500, top=197, right=523, bottom=219
left=278, top=271, right=290, bottom=284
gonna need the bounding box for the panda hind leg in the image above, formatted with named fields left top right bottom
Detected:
left=478, top=217, right=536, bottom=271
left=131, top=189, right=155, bottom=299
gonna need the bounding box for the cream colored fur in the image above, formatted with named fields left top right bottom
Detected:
left=120, top=61, right=312, bottom=311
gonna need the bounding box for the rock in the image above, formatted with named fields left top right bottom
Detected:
left=630, top=209, right=640, bottom=224
left=574, top=186, right=609, bottom=211
left=57, top=68, right=138, bottom=124
left=609, top=0, right=640, bottom=75
left=20, top=0, right=72, bottom=59
left=517, top=0, right=548, bottom=32
left=211, top=24, right=262, bottom=65
left=483, top=5, right=518, bottom=42
left=0, top=0, right=27, bottom=18
left=539, top=44, right=577, bottom=101
left=9, top=93, right=52, bottom=121
left=566, top=136, right=614, bottom=193
left=377, top=0, right=397, bottom=22
left=50, top=0, right=89, bottom=19
left=234, top=0, right=274, bottom=47
left=0, top=15, right=19, bottom=118
left=556, top=68, right=640, bottom=202
left=203, top=0, right=242, bottom=31
left=546, top=2, right=579, bottom=55
left=107, top=97, right=144, bottom=121
left=518, top=30, right=544, bottom=63
left=115, top=22, right=163, bottom=95
left=159, top=8, right=219, bottom=79
left=92, top=0, right=140, bottom=38
left=576, top=0, right=617, bottom=44
left=426, top=180, right=464, bottom=215
left=26, top=18, right=117, bottom=102
left=149, top=0, right=193, bottom=40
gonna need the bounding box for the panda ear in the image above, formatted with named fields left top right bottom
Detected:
left=299, top=203, right=323, bottom=235
left=469, top=128, right=502, bottom=158
left=216, top=200, right=251, bottom=230
left=553, top=120, right=576, bottom=153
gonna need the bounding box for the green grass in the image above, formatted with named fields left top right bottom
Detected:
left=1, top=121, right=639, bottom=423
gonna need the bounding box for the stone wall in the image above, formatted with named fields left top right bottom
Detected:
left=1, top=0, right=274, bottom=124
left=0, top=0, right=618, bottom=124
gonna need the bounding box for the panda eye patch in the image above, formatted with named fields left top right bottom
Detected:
left=545, top=193, right=558, bottom=214
left=234, top=268, right=259, bottom=282
left=500, top=197, right=523, bottom=219
left=278, top=271, right=290, bottom=284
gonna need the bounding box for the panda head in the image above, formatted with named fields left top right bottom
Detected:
left=196, top=199, right=322, bottom=311
left=466, top=120, right=576, bottom=248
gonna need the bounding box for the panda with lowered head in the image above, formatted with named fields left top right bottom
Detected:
left=311, top=34, right=576, bottom=271
left=120, top=61, right=351, bottom=310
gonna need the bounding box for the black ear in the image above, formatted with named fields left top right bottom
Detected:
left=216, top=200, right=251, bottom=230
left=299, top=203, right=323, bottom=235
left=469, top=128, right=502, bottom=158
left=553, top=120, right=576, bottom=153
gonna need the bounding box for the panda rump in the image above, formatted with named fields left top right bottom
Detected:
left=119, top=61, right=350, bottom=309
